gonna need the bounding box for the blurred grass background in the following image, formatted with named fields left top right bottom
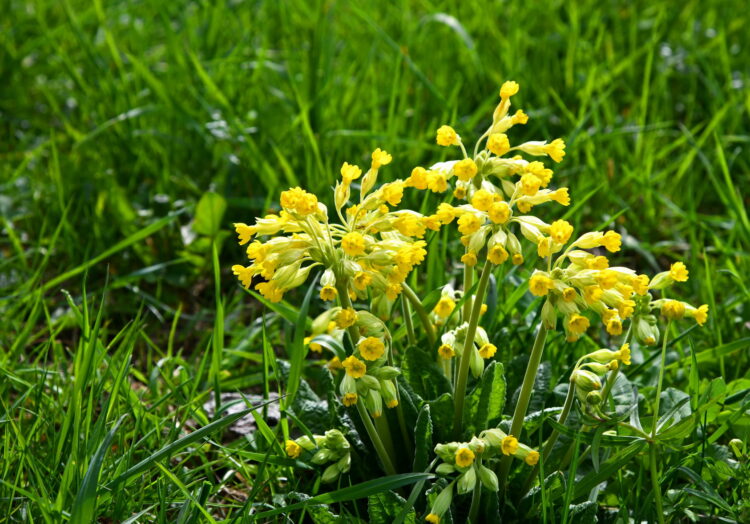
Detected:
left=1, top=0, right=749, bottom=520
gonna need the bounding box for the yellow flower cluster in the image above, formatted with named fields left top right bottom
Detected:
left=284, top=429, right=351, bottom=483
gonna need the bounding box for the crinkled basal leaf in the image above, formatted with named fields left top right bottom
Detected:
left=193, top=191, right=227, bottom=237
left=427, top=393, right=454, bottom=443
left=401, top=344, right=451, bottom=400
left=465, top=361, right=506, bottom=435
left=369, top=491, right=416, bottom=524
left=413, top=405, right=433, bottom=472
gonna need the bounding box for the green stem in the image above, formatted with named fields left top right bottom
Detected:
left=652, top=321, right=671, bottom=437
left=468, top=473, right=482, bottom=523
left=452, top=262, right=493, bottom=437
left=521, top=378, right=575, bottom=494
left=401, top=283, right=437, bottom=346
left=601, top=324, right=634, bottom=403
left=401, top=298, right=417, bottom=346
left=498, top=323, right=548, bottom=491
left=356, top=401, right=397, bottom=476
left=463, top=263, right=474, bottom=321
left=649, top=443, right=666, bottom=524
left=336, top=280, right=397, bottom=474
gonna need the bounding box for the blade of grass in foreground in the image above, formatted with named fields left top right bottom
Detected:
left=251, top=473, right=433, bottom=520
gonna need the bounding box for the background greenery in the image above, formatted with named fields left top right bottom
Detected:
left=1, top=0, right=748, bottom=521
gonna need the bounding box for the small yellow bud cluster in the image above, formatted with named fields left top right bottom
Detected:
left=284, top=429, right=351, bottom=483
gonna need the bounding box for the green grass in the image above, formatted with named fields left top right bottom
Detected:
left=1, top=0, right=749, bottom=521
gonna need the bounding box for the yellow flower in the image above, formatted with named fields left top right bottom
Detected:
left=488, top=201, right=511, bottom=224
left=461, top=252, right=478, bottom=266
left=286, top=440, right=302, bottom=458
left=359, top=337, right=386, bottom=361
left=320, top=285, right=338, bottom=301
left=632, top=274, right=650, bottom=295
left=232, top=265, right=253, bottom=289
left=500, top=80, right=520, bottom=99
left=280, top=187, right=319, bottom=215
left=512, top=109, right=529, bottom=125
left=567, top=314, right=590, bottom=336
left=406, top=166, right=429, bottom=189
left=457, top=213, right=482, bottom=235
left=586, top=256, right=609, bottom=271
left=341, top=162, right=362, bottom=183
left=471, top=189, right=495, bottom=212
left=599, top=231, right=621, bottom=253
left=550, top=219, right=574, bottom=244
left=342, top=355, right=366, bottom=378
left=480, top=304, right=488, bottom=315
left=386, top=283, right=402, bottom=300
left=234, top=223, right=255, bottom=245
left=436, top=203, right=458, bottom=224
left=563, top=287, right=577, bottom=302
left=337, top=308, right=357, bottom=328
left=525, top=450, right=540, bottom=466
left=454, top=158, right=478, bottom=182
left=455, top=447, right=475, bottom=467
left=543, top=138, right=566, bottom=162
left=438, top=344, right=455, bottom=359
left=662, top=300, right=686, bottom=320
left=488, top=245, right=509, bottom=265
left=426, top=513, right=440, bottom=523
left=427, top=172, right=448, bottom=193
left=479, top=343, right=497, bottom=359
left=520, top=173, right=542, bottom=196
left=693, top=304, right=709, bottom=326
left=551, top=187, right=570, bottom=206
left=529, top=274, right=554, bottom=296
left=434, top=296, right=456, bottom=318
left=584, top=285, right=603, bottom=304
left=488, top=133, right=510, bottom=156
left=342, top=392, right=358, bottom=406
left=353, top=271, right=372, bottom=291
left=670, top=262, right=689, bottom=282
left=341, top=232, right=366, bottom=256
left=596, top=270, right=618, bottom=290
left=436, top=125, right=460, bottom=146
left=393, top=214, right=427, bottom=238
left=327, top=356, right=343, bottom=371
left=606, top=317, right=623, bottom=335
left=616, top=343, right=631, bottom=365
left=381, top=181, right=405, bottom=206
left=371, top=148, right=392, bottom=169
left=501, top=436, right=519, bottom=455
left=512, top=253, right=524, bottom=265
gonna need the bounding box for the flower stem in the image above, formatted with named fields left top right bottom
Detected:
left=463, top=263, right=474, bottom=321
left=652, top=320, right=671, bottom=437
left=498, top=323, right=548, bottom=491
left=521, top=378, right=575, bottom=494
left=401, top=283, right=437, bottom=346
left=468, top=474, right=482, bottom=523
left=401, top=298, right=417, bottom=346
left=356, top=401, right=397, bottom=476
left=452, top=262, right=493, bottom=438
left=601, top=324, right=634, bottom=403
left=649, top=442, right=666, bottom=524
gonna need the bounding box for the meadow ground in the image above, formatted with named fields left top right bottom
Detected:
left=1, top=0, right=749, bottom=522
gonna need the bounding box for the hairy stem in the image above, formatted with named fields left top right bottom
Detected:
left=401, top=283, right=437, bottom=346
left=452, top=262, right=493, bottom=437
left=649, top=443, right=666, bottom=524
left=652, top=321, right=671, bottom=437
left=498, top=323, right=548, bottom=491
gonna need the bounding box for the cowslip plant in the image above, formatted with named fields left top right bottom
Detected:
left=232, top=82, right=710, bottom=522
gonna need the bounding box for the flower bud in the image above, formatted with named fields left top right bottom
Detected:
left=436, top=463, right=456, bottom=475
left=730, top=439, right=745, bottom=458
left=457, top=466, right=477, bottom=494
left=434, top=442, right=460, bottom=462
left=360, top=374, right=381, bottom=391
left=571, top=369, right=602, bottom=392
left=541, top=299, right=557, bottom=330
left=311, top=448, right=333, bottom=465
left=324, top=429, right=349, bottom=451
left=477, top=464, right=499, bottom=491
left=480, top=428, right=508, bottom=451
left=295, top=435, right=317, bottom=452
left=334, top=181, right=351, bottom=210
left=364, top=390, right=383, bottom=418
left=337, top=453, right=352, bottom=473
left=470, top=347, right=484, bottom=378
left=586, top=390, right=603, bottom=406
left=322, top=463, right=340, bottom=483
left=381, top=379, right=399, bottom=408
left=356, top=310, right=387, bottom=337
left=586, top=349, right=618, bottom=364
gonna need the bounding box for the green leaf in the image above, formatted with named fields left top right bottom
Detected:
left=413, top=405, right=433, bottom=472
left=401, top=345, right=451, bottom=401
left=465, top=361, right=505, bottom=435
left=252, top=473, right=432, bottom=520
left=427, top=393, right=454, bottom=443
left=193, top=191, right=227, bottom=237
left=369, top=491, right=415, bottom=524
left=70, top=415, right=126, bottom=524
